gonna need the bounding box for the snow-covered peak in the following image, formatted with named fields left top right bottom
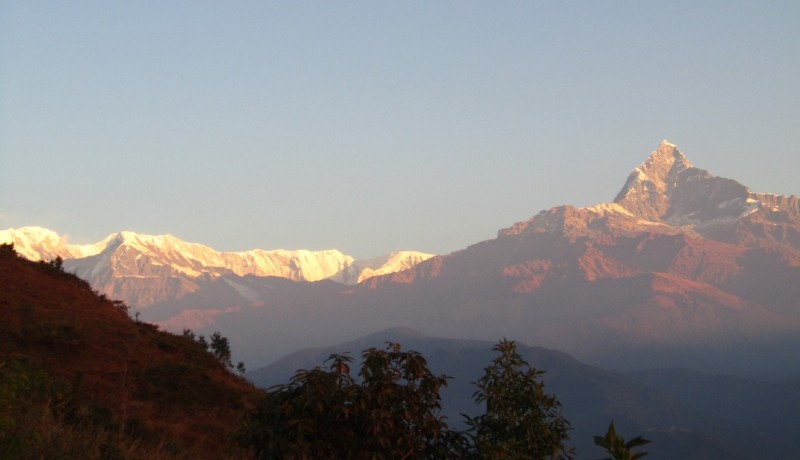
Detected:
left=109, top=231, right=218, bottom=259
left=626, top=141, right=692, bottom=192
left=324, top=251, right=435, bottom=284
left=0, top=226, right=61, bottom=244
left=613, top=141, right=693, bottom=220
left=3, top=226, right=436, bottom=307
left=608, top=141, right=798, bottom=230
left=66, top=230, right=356, bottom=281
left=0, top=226, right=109, bottom=261
left=356, top=251, right=435, bottom=283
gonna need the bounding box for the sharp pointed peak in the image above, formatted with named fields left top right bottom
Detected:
left=612, top=140, right=694, bottom=219
left=644, top=140, right=691, bottom=167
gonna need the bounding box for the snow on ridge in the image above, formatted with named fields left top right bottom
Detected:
left=0, top=226, right=109, bottom=261
left=1, top=226, right=434, bottom=284
left=355, top=251, right=435, bottom=283
left=583, top=202, right=635, bottom=217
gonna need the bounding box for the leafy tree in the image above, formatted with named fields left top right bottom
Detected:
left=112, top=299, right=130, bottom=314
left=234, top=343, right=453, bottom=459
left=210, top=331, right=233, bottom=369
left=196, top=335, right=209, bottom=351
left=464, top=339, right=573, bottom=460
left=51, top=255, right=64, bottom=271
left=593, top=422, right=650, bottom=460
left=181, top=328, right=196, bottom=341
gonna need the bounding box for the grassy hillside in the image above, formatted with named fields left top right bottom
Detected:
left=0, top=244, right=261, bottom=459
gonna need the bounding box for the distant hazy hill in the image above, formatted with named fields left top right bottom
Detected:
left=249, top=327, right=800, bottom=459
left=0, top=244, right=260, bottom=458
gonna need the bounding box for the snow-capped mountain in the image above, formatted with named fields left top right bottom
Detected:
left=351, top=140, right=800, bottom=374
left=498, top=140, right=800, bottom=248
left=613, top=140, right=799, bottom=234
left=0, top=227, right=434, bottom=307
left=0, top=226, right=113, bottom=261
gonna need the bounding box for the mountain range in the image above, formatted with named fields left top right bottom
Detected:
left=3, top=140, right=799, bottom=375
left=0, top=226, right=434, bottom=307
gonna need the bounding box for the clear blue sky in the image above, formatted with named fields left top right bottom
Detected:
left=2, top=1, right=798, bottom=258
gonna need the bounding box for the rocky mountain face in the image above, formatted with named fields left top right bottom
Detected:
left=0, top=227, right=434, bottom=307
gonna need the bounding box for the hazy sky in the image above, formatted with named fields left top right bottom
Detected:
left=2, top=1, right=798, bottom=258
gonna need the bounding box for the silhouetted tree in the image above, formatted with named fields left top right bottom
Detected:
left=210, top=332, right=233, bottom=369
left=196, top=335, right=209, bottom=351
left=0, top=242, right=16, bottom=257
left=235, top=343, right=453, bottom=459
left=594, top=422, right=650, bottom=460
left=464, top=339, right=573, bottom=459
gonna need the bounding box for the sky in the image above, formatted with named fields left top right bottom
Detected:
left=1, top=1, right=798, bottom=258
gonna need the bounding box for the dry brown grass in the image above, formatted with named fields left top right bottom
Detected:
left=0, top=245, right=262, bottom=458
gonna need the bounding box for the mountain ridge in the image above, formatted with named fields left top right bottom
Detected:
left=0, top=226, right=435, bottom=307
left=495, top=140, right=798, bottom=246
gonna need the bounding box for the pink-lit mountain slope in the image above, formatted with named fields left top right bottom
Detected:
left=354, top=141, right=800, bottom=373
left=127, top=141, right=800, bottom=375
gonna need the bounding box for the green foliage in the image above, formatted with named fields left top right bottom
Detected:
left=464, top=339, right=573, bottom=460
left=235, top=342, right=453, bottom=459
left=593, top=422, right=650, bottom=460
